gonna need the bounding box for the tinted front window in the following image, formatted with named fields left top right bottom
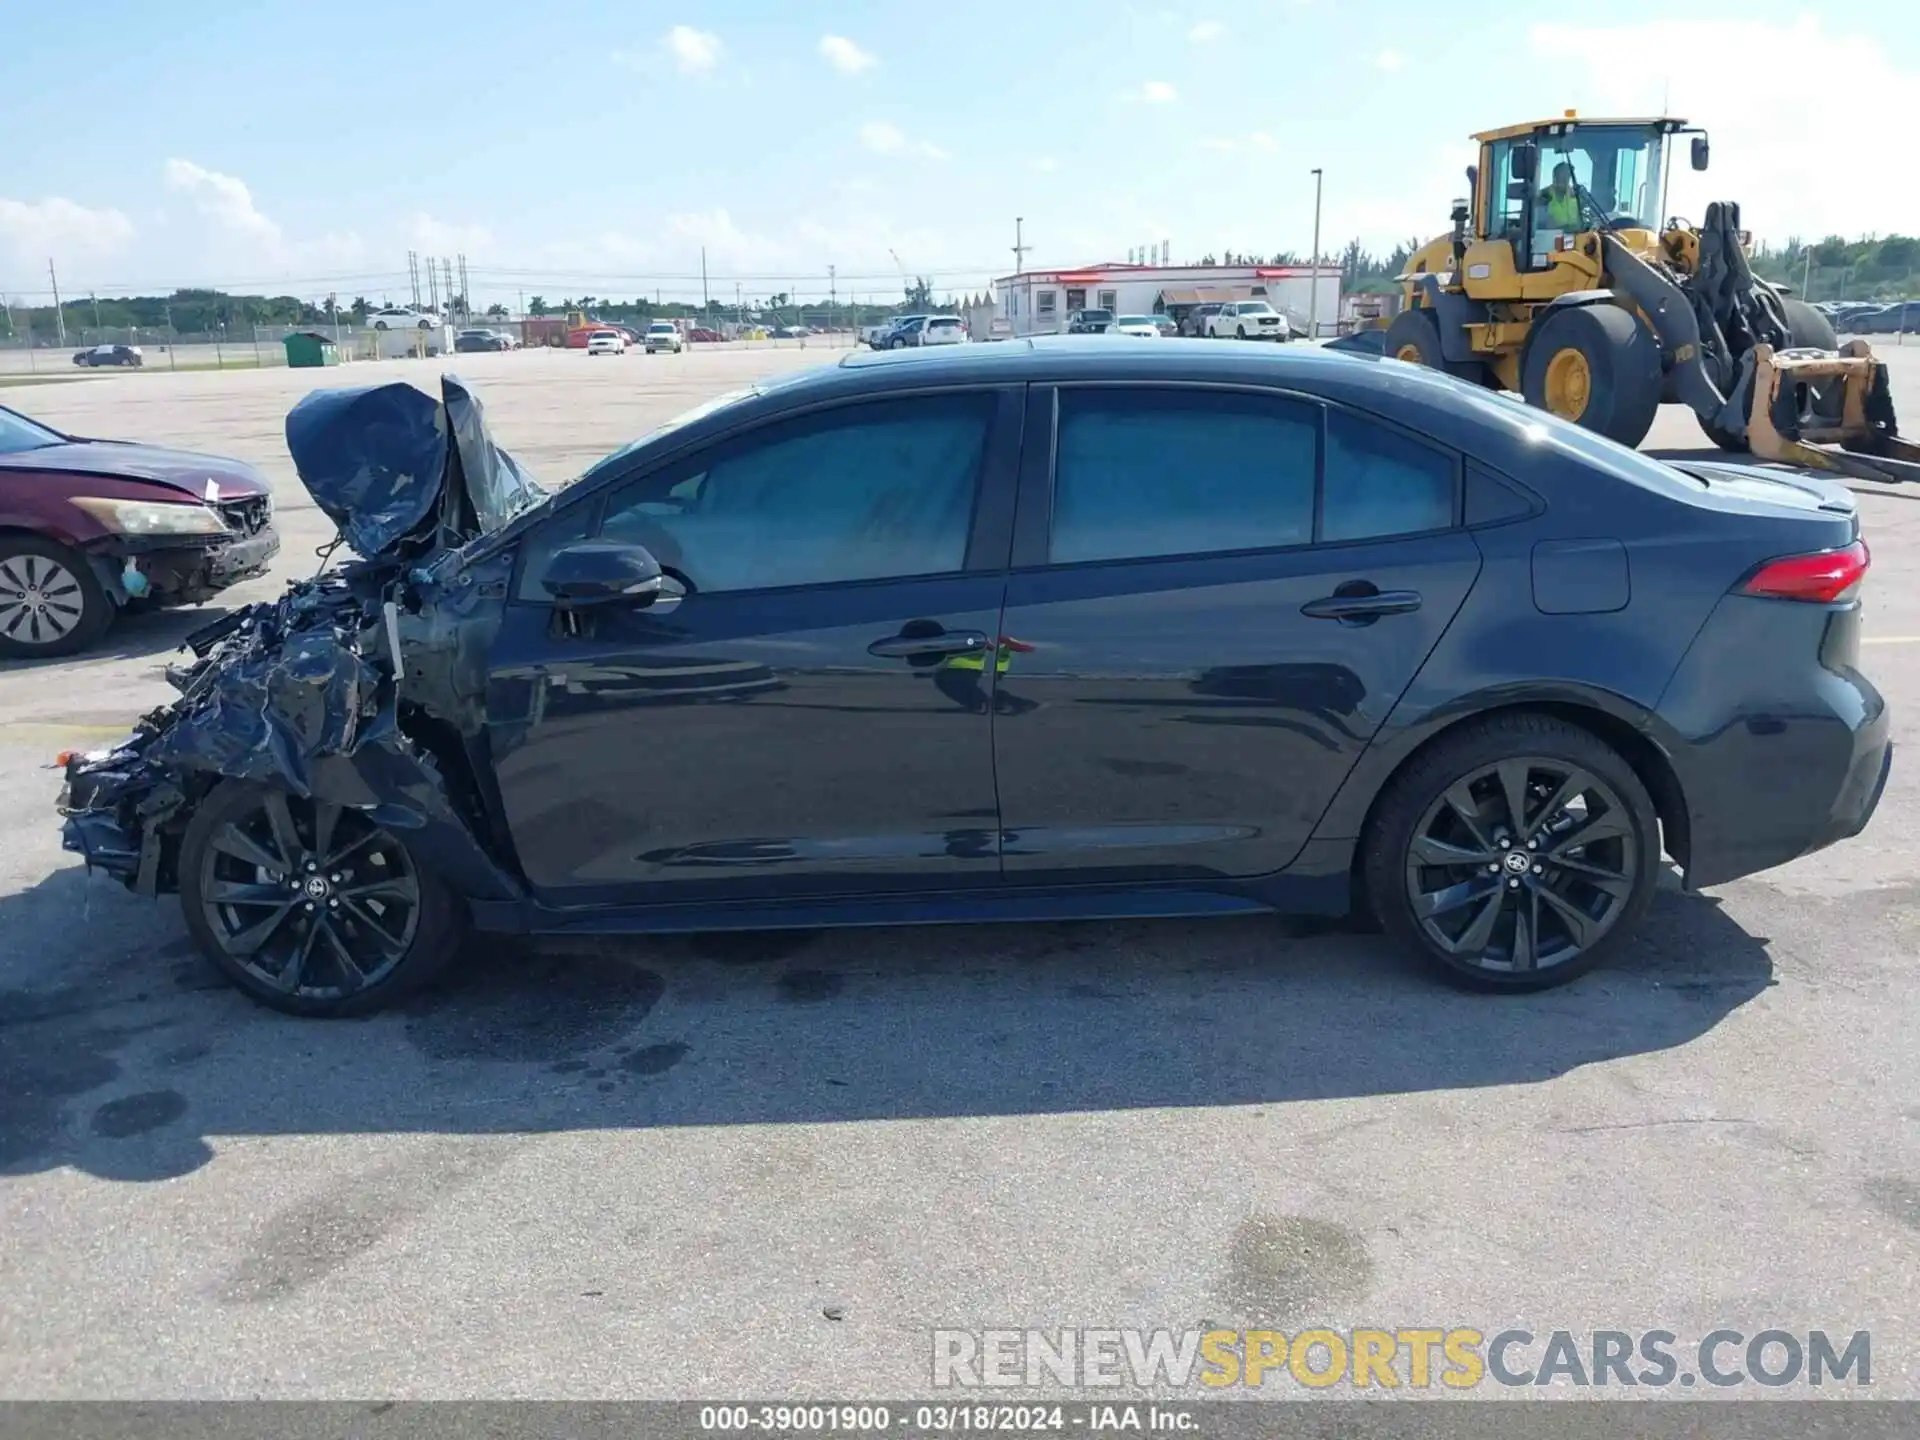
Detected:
left=1050, top=388, right=1316, bottom=563
left=1321, top=409, right=1456, bottom=541
left=599, top=392, right=993, bottom=593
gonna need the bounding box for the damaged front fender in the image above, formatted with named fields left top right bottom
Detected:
left=58, top=375, right=539, bottom=905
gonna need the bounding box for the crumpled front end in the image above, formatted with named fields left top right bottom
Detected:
left=57, top=374, right=543, bottom=905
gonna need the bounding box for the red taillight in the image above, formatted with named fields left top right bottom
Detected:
left=1738, top=540, right=1870, bottom=603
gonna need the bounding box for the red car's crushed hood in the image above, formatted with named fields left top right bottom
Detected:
left=0, top=440, right=271, bottom=500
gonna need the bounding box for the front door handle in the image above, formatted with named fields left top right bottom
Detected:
left=1300, top=589, right=1423, bottom=622
left=867, top=629, right=991, bottom=660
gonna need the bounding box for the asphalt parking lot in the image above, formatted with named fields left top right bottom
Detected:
left=2, top=341, right=1918, bottom=1400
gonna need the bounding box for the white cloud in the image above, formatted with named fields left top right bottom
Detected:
left=160, top=157, right=364, bottom=276
left=0, top=196, right=136, bottom=270
left=1529, top=16, right=1917, bottom=241
left=819, top=34, right=877, bottom=74
left=1200, top=132, right=1278, bottom=154
left=859, top=121, right=948, bottom=161
left=408, top=213, right=494, bottom=256
left=164, top=157, right=279, bottom=245
left=1188, top=20, right=1224, bottom=42
left=1375, top=49, right=1407, bottom=71
left=1131, top=79, right=1178, bottom=103
left=663, top=25, right=722, bottom=74
left=1031, top=156, right=1060, bottom=174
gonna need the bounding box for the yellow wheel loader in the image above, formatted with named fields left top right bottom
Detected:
left=1391, top=113, right=1920, bottom=483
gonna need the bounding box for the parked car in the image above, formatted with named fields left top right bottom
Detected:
left=644, top=321, right=685, bottom=354
left=884, top=317, right=930, bottom=349
left=58, top=345, right=1889, bottom=1014
left=919, top=316, right=966, bottom=346
left=773, top=325, right=811, bottom=340
left=686, top=327, right=723, bottom=344
left=1181, top=303, right=1224, bottom=337
left=1846, top=302, right=1920, bottom=335
left=1149, top=315, right=1178, bottom=337
left=1067, top=309, right=1115, bottom=334
left=366, top=307, right=435, bottom=331
left=1112, top=315, right=1162, bottom=338
left=1208, top=301, right=1291, bottom=341
left=454, top=329, right=510, bottom=353
left=0, top=403, right=279, bottom=657
left=585, top=330, right=627, bottom=356
left=72, top=344, right=143, bottom=368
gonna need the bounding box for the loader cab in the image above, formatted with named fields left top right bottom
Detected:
left=1469, top=116, right=1681, bottom=285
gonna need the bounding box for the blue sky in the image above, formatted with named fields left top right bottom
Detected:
left=1, top=1, right=1911, bottom=308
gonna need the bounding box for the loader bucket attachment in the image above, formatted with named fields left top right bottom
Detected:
left=1746, top=342, right=1920, bottom=484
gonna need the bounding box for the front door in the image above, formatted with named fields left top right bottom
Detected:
left=485, top=387, right=1022, bottom=908
left=993, top=384, right=1482, bottom=884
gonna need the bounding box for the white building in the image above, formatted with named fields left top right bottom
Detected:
left=992, top=261, right=1343, bottom=338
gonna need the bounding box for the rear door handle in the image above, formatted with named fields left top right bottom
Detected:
left=868, top=630, right=991, bottom=660
left=1300, top=590, right=1423, bottom=622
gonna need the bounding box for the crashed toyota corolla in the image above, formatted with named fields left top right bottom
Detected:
left=57, top=344, right=1890, bottom=1017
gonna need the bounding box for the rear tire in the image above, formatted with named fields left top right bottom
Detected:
left=179, top=781, right=466, bottom=1017
left=1362, top=712, right=1660, bottom=992
left=0, top=536, right=112, bottom=658
left=1383, top=307, right=1486, bottom=382
left=1521, top=303, right=1662, bottom=446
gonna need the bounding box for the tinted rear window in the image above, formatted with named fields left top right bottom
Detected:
left=1050, top=388, right=1316, bottom=563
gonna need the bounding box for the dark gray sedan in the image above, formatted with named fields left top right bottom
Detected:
left=61, top=341, right=1889, bottom=1015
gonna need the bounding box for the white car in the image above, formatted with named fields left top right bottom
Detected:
left=1112, top=315, right=1161, bottom=338
left=919, top=316, right=966, bottom=346
left=644, top=321, right=684, bottom=354
left=1206, top=301, right=1291, bottom=341
left=585, top=330, right=626, bottom=356
left=366, top=307, right=435, bottom=331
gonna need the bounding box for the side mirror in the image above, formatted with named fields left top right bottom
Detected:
left=540, top=539, right=663, bottom=607
left=1691, top=134, right=1710, bottom=171
left=1512, top=142, right=1539, bottom=182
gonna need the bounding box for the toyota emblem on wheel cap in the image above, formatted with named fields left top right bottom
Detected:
left=1503, top=851, right=1532, bottom=874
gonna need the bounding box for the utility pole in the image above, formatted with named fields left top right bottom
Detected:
left=1012, top=217, right=1030, bottom=274
left=828, top=264, right=836, bottom=340
left=1802, top=246, right=1815, bottom=302
left=90, top=291, right=102, bottom=331
left=701, top=247, right=709, bottom=311
left=426, top=256, right=439, bottom=314
left=407, top=250, right=421, bottom=308
left=458, top=254, right=470, bottom=321
left=1307, top=168, right=1324, bottom=341
left=736, top=282, right=743, bottom=335
left=48, top=258, right=65, bottom=344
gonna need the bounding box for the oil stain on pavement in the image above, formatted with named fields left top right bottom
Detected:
left=1219, top=1214, right=1374, bottom=1323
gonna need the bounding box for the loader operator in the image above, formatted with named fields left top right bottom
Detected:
left=1540, top=162, right=1582, bottom=229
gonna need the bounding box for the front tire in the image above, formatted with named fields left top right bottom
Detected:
left=178, top=781, right=466, bottom=1017
left=1521, top=303, right=1662, bottom=446
left=1384, top=307, right=1487, bottom=382
left=1362, top=713, right=1659, bottom=991
left=0, top=536, right=111, bottom=658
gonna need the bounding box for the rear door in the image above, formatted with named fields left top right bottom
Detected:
left=992, top=383, right=1482, bottom=884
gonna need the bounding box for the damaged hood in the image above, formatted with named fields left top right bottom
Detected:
left=284, top=374, right=546, bottom=559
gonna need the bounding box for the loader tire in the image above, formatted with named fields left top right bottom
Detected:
left=1383, top=308, right=1485, bottom=383
left=1521, top=304, right=1662, bottom=447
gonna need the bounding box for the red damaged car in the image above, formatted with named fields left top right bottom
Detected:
left=0, top=403, right=279, bottom=657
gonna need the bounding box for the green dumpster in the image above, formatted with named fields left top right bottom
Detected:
left=283, top=331, right=340, bottom=368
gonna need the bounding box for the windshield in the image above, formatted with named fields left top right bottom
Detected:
left=649, top=323, right=675, bottom=332
left=0, top=407, right=64, bottom=454
left=1117, top=316, right=1154, bottom=326
left=1538, top=123, right=1667, bottom=229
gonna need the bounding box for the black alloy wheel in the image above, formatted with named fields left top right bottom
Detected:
left=1363, top=714, right=1659, bottom=990
left=1404, top=757, right=1636, bottom=975
left=180, top=782, right=464, bottom=1015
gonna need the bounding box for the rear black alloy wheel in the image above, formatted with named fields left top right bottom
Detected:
left=180, top=782, right=464, bottom=1015
left=1404, top=757, right=1636, bottom=976
left=1363, top=714, right=1659, bottom=991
